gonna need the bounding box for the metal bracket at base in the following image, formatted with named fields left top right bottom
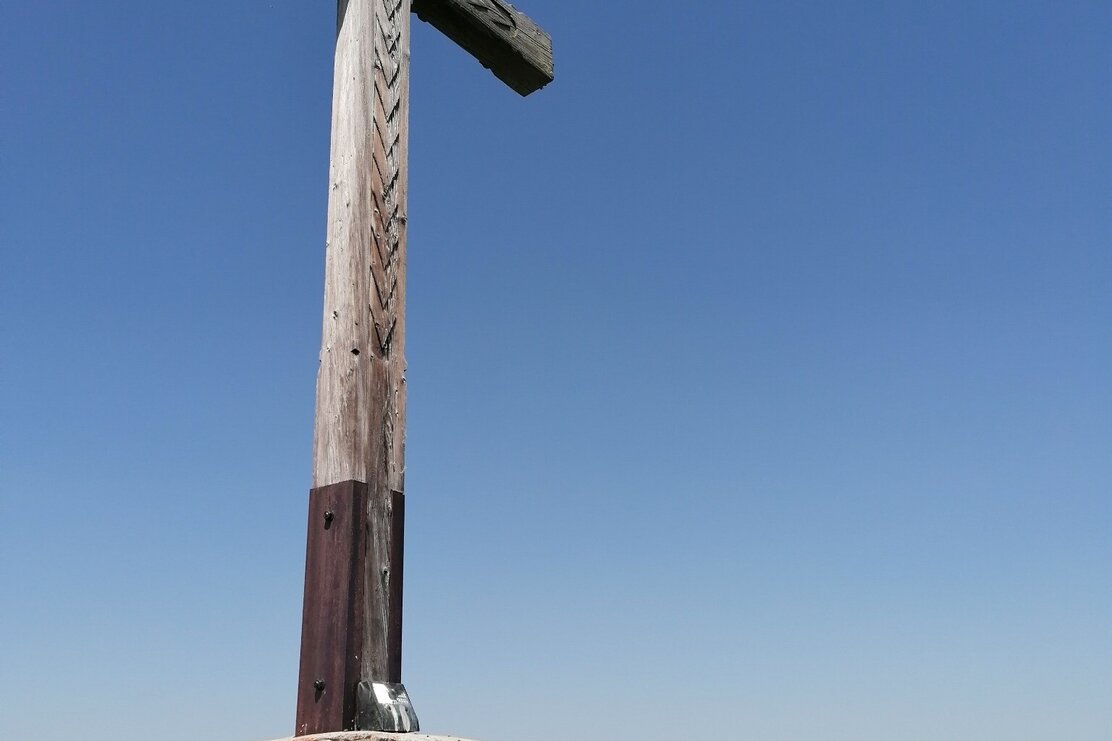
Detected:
left=356, top=681, right=420, bottom=733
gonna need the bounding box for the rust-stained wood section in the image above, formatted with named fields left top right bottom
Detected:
left=413, top=0, right=554, bottom=96
left=296, top=482, right=368, bottom=735
left=295, top=481, right=405, bottom=736
left=362, top=487, right=406, bottom=686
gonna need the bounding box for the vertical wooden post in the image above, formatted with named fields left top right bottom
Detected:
left=296, top=0, right=411, bottom=735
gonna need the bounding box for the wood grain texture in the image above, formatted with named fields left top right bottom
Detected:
left=303, top=2, right=410, bottom=732
left=296, top=482, right=405, bottom=736
left=313, top=0, right=411, bottom=492
left=362, top=488, right=405, bottom=684
left=296, top=482, right=369, bottom=736
left=413, top=0, right=553, bottom=95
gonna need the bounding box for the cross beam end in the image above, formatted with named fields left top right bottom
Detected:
left=414, top=0, right=554, bottom=96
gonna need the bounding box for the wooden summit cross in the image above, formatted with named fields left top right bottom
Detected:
left=294, top=0, right=553, bottom=736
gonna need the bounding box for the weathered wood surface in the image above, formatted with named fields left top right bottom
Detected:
left=296, top=483, right=406, bottom=736
left=363, top=487, right=406, bottom=685
left=300, top=0, right=553, bottom=734
left=301, top=0, right=411, bottom=734
left=313, top=0, right=411, bottom=492
left=413, top=0, right=553, bottom=95
left=296, top=482, right=369, bottom=735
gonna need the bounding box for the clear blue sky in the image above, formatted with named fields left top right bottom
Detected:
left=2, top=1, right=1111, bottom=739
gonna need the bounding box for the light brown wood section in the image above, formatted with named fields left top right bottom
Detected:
left=313, top=0, right=411, bottom=492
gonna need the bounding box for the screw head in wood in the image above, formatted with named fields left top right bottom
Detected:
left=314, top=679, right=326, bottom=692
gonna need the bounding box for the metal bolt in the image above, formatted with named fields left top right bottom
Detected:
left=314, top=679, right=326, bottom=692
left=324, top=510, right=334, bottom=524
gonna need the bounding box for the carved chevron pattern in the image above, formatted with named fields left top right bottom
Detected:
left=312, top=0, right=410, bottom=490
left=466, top=0, right=517, bottom=30
left=369, top=0, right=406, bottom=358
left=370, top=0, right=408, bottom=492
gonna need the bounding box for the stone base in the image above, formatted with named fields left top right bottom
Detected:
left=275, top=729, right=475, bottom=734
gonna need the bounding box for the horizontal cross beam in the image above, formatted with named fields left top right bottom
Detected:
left=413, top=0, right=554, bottom=96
